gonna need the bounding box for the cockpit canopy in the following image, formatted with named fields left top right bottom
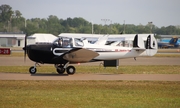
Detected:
left=53, top=37, right=84, bottom=48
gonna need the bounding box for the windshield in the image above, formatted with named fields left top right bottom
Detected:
left=53, top=37, right=72, bottom=48
left=53, top=37, right=83, bottom=48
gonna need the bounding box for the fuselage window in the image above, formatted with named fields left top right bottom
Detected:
left=74, top=38, right=83, bottom=47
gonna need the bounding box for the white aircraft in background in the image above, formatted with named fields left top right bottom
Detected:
left=58, top=33, right=153, bottom=41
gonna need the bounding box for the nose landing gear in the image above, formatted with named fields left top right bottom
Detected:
left=29, top=62, right=40, bottom=74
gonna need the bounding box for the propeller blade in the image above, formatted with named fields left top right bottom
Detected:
left=23, top=35, right=27, bottom=62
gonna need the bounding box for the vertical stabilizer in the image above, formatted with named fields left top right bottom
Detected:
left=145, top=35, right=158, bottom=56
left=146, top=35, right=152, bottom=49
left=169, top=37, right=178, bottom=45
left=133, top=35, right=145, bottom=49
left=133, top=35, right=138, bottom=47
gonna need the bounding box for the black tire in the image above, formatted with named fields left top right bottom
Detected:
left=29, top=66, right=37, bottom=74
left=56, top=65, right=65, bottom=74
left=66, top=66, right=75, bottom=75
left=56, top=68, right=65, bottom=74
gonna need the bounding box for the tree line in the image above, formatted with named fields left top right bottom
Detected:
left=0, top=4, right=180, bottom=36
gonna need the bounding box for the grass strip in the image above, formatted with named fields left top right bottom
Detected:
left=0, top=65, right=180, bottom=74
left=155, top=54, right=180, bottom=57
left=0, top=52, right=24, bottom=57
left=0, top=80, right=179, bottom=108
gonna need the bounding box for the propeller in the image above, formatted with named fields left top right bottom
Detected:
left=23, top=35, right=27, bottom=62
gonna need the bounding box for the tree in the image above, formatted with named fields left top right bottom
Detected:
left=0, top=4, right=13, bottom=32
left=47, top=15, right=63, bottom=35
left=1, top=4, right=180, bottom=35
left=165, top=26, right=176, bottom=35
left=93, top=24, right=102, bottom=34
left=0, top=4, right=13, bottom=22
left=14, top=10, right=22, bottom=18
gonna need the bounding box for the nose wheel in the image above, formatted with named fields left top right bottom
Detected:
left=29, top=62, right=39, bottom=74
left=29, top=66, right=37, bottom=74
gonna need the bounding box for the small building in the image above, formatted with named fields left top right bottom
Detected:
left=27, top=33, right=58, bottom=45
left=0, top=33, right=25, bottom=47
left=0, top=33, right=58, bottom=47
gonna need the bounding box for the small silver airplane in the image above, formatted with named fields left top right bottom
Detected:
left=23, top=34, right=157, bottom=75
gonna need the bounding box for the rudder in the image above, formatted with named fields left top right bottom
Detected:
left=145, top=35, right=158, bottom=56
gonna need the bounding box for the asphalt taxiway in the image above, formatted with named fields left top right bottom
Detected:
left=0, top=73, right=180, bottom=81
left=0, top=56, right=180, bottom=66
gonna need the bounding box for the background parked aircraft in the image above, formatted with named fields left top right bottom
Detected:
left=158, top=37, right=179, bottom=48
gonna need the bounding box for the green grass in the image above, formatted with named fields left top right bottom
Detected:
left=155, top=54, right=180, bottom=57
left=0, top=52, right=24, bottom=57
left=0, top=65, right=180, bottom=74
left=0, top=80, right=180, bottom=108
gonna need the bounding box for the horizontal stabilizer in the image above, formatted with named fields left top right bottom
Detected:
left=133, top=47, right=146, bottom=50
left=63, top=48, right=99, bottom=63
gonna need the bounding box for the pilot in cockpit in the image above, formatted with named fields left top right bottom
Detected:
left=58, top=38, right=63, bottom=47
left=63, top=40, right=70, bottom=47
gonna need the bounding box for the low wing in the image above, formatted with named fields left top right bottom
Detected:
left=63, top=48, right=99, bottom=63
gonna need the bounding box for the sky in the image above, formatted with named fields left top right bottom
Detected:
left=1, top=0, right=180, bottom=27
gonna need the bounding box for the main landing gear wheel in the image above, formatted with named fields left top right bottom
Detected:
left=55, top=63, right=76, bottom=75
left=56, top=65, right=65, bottom=74
left=29, top=66, right=37, bottom=74
left=66, top=66, right=75, bottom=75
